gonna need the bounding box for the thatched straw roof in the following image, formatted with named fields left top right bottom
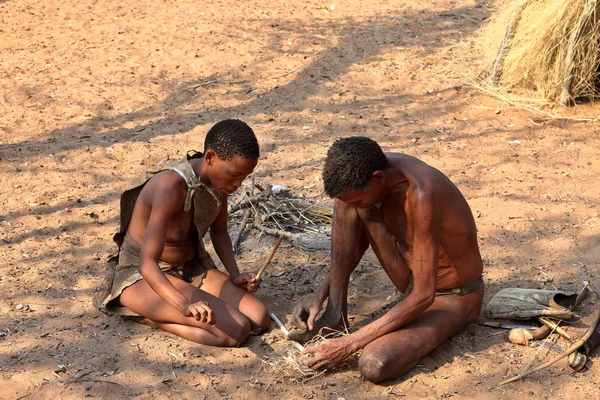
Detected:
left=478, top=0, right=600, bottom=105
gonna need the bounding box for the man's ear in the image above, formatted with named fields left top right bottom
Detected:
left=372, top=170, right=384, bottom=183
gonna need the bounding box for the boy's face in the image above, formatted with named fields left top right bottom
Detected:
left=206, top=152, right=257, bottom=195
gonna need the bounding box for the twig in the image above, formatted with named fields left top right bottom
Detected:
left=255, top=236, right=284, bottom=280
left=79, top=378, right=129, bottom=388
left=187, top=80, right=218, bottom=90
left=254, top=220, right=295, bottom=241
left=229, top=195, right=270, bottom=213
left=573, top=281, right=590, bottom=310
left=209, top=31, right=266, bottom=46
left=232, top=208, right=251, bottom=254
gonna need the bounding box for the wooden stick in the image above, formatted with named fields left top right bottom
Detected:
left=255, top=236, right=284, bottom=280
left=270, top=312, right=305, bottom=351
left=228, top=195, right=269, bottom=213
left=538, top=317, right=574, bottom=342
left=232, top=208, right=251, bottom=254
left=254, top=220, right=295, bottom=241
left=573, top=281, right=590, bottom=310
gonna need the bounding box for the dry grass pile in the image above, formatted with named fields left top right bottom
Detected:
left=476, top=0, right=600, bottom=105
left=259, top=329, right=357, bottom=384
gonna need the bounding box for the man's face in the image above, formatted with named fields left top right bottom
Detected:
left=208, top=154, right=257, bottom=195
left=337, top=182, right=383, bottom=209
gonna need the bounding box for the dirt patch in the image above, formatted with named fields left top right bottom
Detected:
left=1, top=0, right=600, bottom=398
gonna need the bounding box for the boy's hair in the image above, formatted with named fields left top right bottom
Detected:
left=204, top=119, right=259, bottom=160
left=323, top=136, right=389, bottom=198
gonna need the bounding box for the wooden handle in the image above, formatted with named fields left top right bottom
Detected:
left=255, top=236, right=284, bottom=280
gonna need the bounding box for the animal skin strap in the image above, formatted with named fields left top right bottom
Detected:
left=165, top=166, right=220, bottom=212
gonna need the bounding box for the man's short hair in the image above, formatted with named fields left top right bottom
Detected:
left=323, top=136, right=390, bottom=198
left=204, top=119, right=259, bottom=160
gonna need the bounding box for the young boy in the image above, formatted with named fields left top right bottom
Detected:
left=94, top=119, right=269, bottom=347
left=290, top=137, right=484, bottom=382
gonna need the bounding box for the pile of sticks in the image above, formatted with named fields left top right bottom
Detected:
left=228, top=182, right=333, bottom=253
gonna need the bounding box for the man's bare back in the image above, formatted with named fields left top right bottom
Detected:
left=290, top=137, right=484, bottom=382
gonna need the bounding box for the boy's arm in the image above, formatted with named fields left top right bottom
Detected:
left=210, top=195, right=240, bottom=277
left=139, top=180, right=214, bottom=323
left=210, top=196, right=260, bottom=291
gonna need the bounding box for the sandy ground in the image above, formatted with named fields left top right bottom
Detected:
left=2, top=0, right=600, bottom=399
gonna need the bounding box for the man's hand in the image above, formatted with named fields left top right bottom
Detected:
left=292, top=295, right=325, bottom=331
left=231, top=272, right=262, bottom=292
left=302, top=336, right=356, bottom=370
left=182, top=301, right=215, bottom=325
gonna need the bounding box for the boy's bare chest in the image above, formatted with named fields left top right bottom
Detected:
left=165, top=209, right=194, bottom=243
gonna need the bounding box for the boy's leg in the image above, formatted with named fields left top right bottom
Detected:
left=358, top=283, right=484, bottom=383
left=119, top=275, right=251, bottom=347
left=199, top=269, right=270, bottom=332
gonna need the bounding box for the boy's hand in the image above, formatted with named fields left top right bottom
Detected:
left=232, top=272, right=262, bottom=292
left=182, top=301, right=215, bottom=325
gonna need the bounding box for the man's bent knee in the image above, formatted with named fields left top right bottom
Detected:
left=358, top=353, right=387, bottom=383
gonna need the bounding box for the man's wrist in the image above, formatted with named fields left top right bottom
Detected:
left=347, top=332, right=366, bottom=352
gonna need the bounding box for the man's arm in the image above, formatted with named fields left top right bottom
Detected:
left=292, top=275, right=330, bottom=330
left=349, top=190, right=440, bottom=349
left=303, top=189, right=440, bottom=366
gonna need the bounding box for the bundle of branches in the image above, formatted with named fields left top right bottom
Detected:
left=477, top=0, right=600, bottom=105
left=228, top=184, right=333, bottom=252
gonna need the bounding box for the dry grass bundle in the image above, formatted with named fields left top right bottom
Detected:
left=259, top=329, right=357, bottom=384
left=228, top=183, right=333, bottom=252
left=477, top=0, right=600, bottom=105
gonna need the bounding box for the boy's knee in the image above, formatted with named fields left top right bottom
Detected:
left=358, top=353, right=387, bottom=383
left=230, top=317, right=252, bottom=346
left=255, top=305, right=271, bottom=332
